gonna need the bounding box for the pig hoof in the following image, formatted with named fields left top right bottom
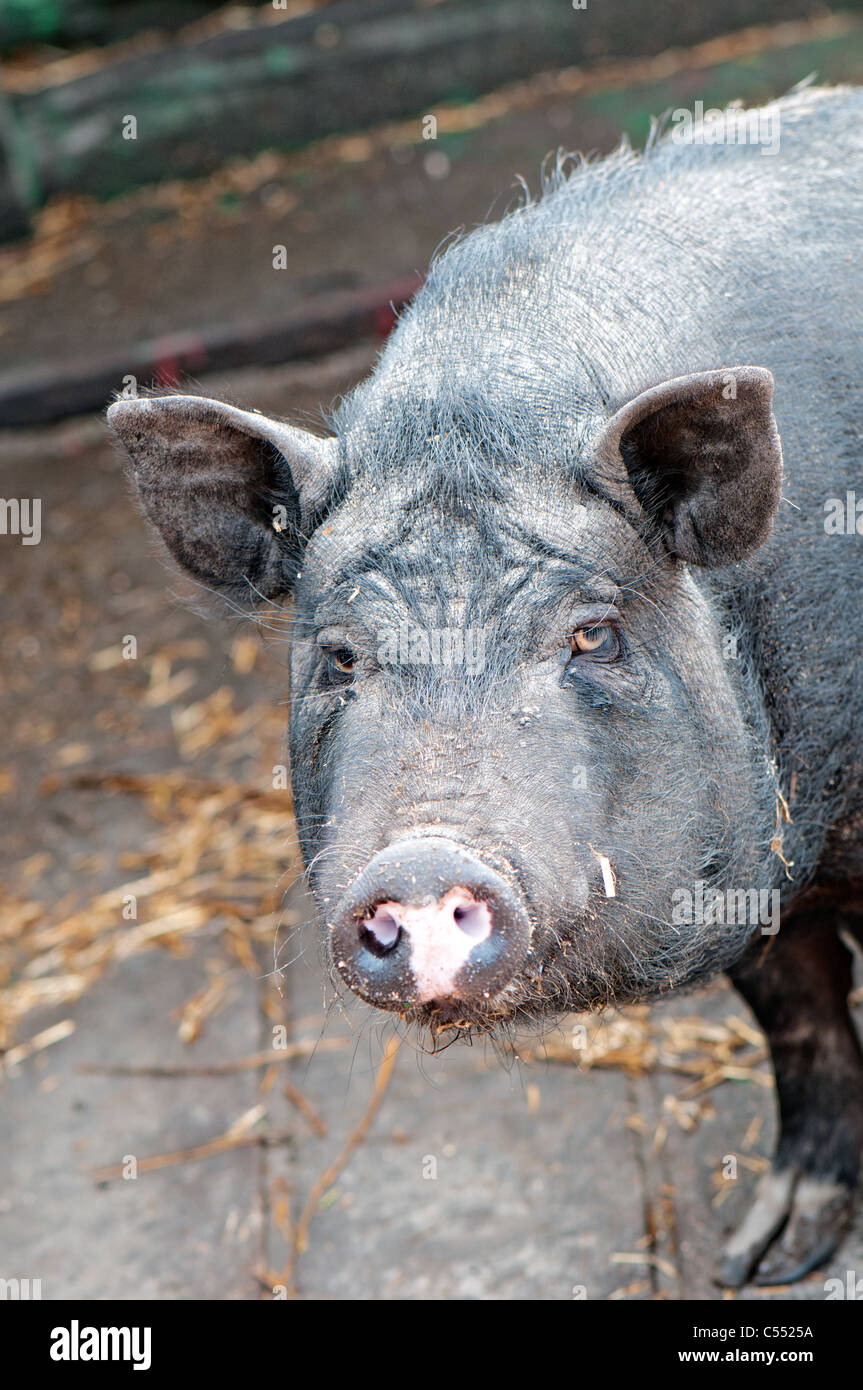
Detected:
left=715, top=1168, right=796, bottom=1288
left=716, top=1170, right=857, bottom=1288
left=715, top=1250, right=758, bottom=1290
left=750, top=1179, right=857, bottom=1286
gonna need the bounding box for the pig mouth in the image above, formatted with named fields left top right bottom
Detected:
left=397, top=983, right=528, bottom=1039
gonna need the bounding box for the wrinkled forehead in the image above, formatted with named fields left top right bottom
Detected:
left=298, top=473, right=648, bottom=622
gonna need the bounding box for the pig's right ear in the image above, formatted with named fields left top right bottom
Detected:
left=108, top=395, right=339, bottom=601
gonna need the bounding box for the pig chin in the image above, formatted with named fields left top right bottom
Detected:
left=401, top=979, right=529, bottom=1035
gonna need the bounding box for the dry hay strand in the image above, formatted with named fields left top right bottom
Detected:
left=259, top=1035, right=402, bottom=1298
left=76, top=1035, right=348, bottom=1078
left=516, top=1003, right=771, bottom=1112
left=89, top=1103, right=292, bottom=1183
left=0, top=759, right=302, bottom=1057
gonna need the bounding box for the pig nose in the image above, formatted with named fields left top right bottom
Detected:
left=362, top=887, right=493, bottom=999
left=329, top=836, right=531, bottom=1010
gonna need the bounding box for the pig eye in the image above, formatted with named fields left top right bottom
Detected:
left=322, top=646, right=355, bottom=682
left=570, top=624, right=620, bottom=661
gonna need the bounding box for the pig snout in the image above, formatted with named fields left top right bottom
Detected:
left=328, top=836, right=531, bottom=1009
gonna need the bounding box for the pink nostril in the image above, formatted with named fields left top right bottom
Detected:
left=452, top=899, right=492, bottom=940
left=361, top=906, right=401, bottom=952
left=359, top=888, right=493, bottom=976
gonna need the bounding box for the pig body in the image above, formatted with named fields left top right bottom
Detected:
left=111, top=84, right=863, bottom=1287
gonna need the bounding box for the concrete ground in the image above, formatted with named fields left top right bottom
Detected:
left=2, top=17, right=863, bottom=1301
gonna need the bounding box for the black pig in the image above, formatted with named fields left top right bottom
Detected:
left=110, top=85, right=863, bottom=1287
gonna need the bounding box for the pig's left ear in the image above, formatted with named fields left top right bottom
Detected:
left=108, top=394, right=339, bottom=601
left=593, top=367, right=783, bottom=566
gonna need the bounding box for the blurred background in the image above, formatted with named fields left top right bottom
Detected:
left=1, top=0, right=862, bottom=1301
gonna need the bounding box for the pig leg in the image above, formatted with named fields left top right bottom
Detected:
left=717, top=913, right=863, bottom=1287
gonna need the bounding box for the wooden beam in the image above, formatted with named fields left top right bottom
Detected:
left=4, top=0, right=833, bottom=212
left=0, top=272, right=420, bottom=426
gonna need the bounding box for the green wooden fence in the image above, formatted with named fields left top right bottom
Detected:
left=0, top=0, right=858, bottom=240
